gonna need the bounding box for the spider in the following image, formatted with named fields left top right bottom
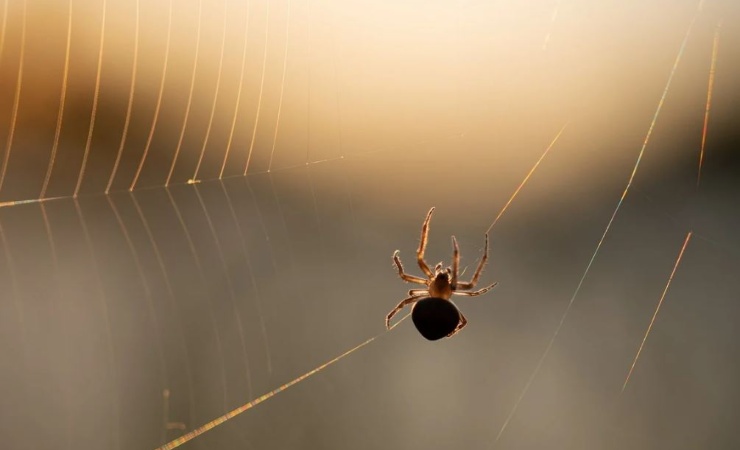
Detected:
left=385, top=207, right=498, bottom=340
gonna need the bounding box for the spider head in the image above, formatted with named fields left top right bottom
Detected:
left=434, top=263, right=452, bottom=282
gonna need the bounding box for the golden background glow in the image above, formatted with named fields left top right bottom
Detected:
left=0, top=0, right=736, bottom=207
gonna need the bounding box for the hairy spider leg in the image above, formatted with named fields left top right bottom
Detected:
left=456, top=233, right=489, bottom=289
left=408, top=289, right=429, bottom=296
left=453, top=282, right=498, bottom=297
left=386, top=295, right=424, bottom=329
left=447, top=311, right=468, bottom=337
left=451, top=235, right=460, bottom=288
left=417, top=207, right=435, bottom=278
left=393, top=250, right=427, bottom=284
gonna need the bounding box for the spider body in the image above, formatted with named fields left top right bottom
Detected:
left=428, top=267, right=453, bottom=299
left=385, top=207, right=497, bottom=339
left=411, top=297, right=461, bottom=341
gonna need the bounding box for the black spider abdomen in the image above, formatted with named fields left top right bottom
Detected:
left=411, top=297, right=461, bottom=341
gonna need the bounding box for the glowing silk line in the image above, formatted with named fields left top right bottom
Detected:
left=486, top=122, right=568, bottom=235
left=74, top=198, right=120, bottom=450
left=131, top=0, right=173, bottom=191
left=697, top=21, right=721, bottom=187
left=155, top=314, right=411, bottom=450
left=40, top=202, right=75, bottom=450
left=166, top=0, right=203, bottom=186
left=0, top=196, right=65, bottom=208
left=166, top=188, right=230, bottom=410
left=542, top=0, right=560, bottom=51
left=0, top=0, right=26, bottom=193
left=0, top=0, right=8, bottom=65
left=0, top=131, right=465, bottom=209
left=107, top=196, right=168, bottom=391
left=193, top=0, right=230, bottom=181
left=193, top=185, right=253, bottom=394
left=305, top=0, right=312, bottom=163
left=0, top=217, right=25, bottom=346
left=131, top=193, right=197, bottom=427
left=244, top=0, right=271, bottom=176
left=221, top=181, right=271, bottom=381
left=622, top=231, right=692, bottom=392
left=493, top=10, right=698, bottom=446
left=41, top=0, right=73, bottom=199
left=106, top=0, right=140, bottom=193
left=267, top=0, right=292, bottom=172
left=74, top=0, right=107, bottom=197
left=219, top=0, right=251, bottom=179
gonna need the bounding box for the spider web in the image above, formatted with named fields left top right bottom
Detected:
left=0, top=1, right=739, bottom=449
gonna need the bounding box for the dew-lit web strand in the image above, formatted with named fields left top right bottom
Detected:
left=165, top=188, right=230, bottom=411
left=73, top=0, right=107, bottom=198
left=0, top=131, right=467, bottom=209
left=306, top=167, right=325, bottom=259
left=0, top=196, right=66, bottom=208
left=219, top=0, right=251, bottom=179
left=305, top=0, right=312, bottom=164
left=0, top=215, right=26, bottom=357
left=266, top=0, right=291, bottom=172
left=193, top=184, right=254, bottom=395
left=111, top=195, right=178, bottom=445
left=40, top=0, right=73, bottom=199
left=155, top=312, right=412, bottom=450
left=591, top=232, right=695, bottom=446
left=39, top=202, right=74, bottom=450
left=542, top=0, right=561, bottom=51
left=220, top=181, right=271, bottom=378
left=622, top=231, right=692, bottom=393
left=244, top=178, right=284, bottom=374
left=166, top=186, right=254, bottom=448
left=485, top=122, right=569, bottom=235
left=165, top=0, right=203, bottom=186
left=130, top=192, right=196, bottom=429
left=156, top=120, right=549, bottom=450
left=451, top=0, right=466, bottom=135
left=0, top=0, right=8, bottom=65
left=697, top=21, right=721, bottom=187
left=106, top=195, right=169, bottom=400
left=244, top=177, right=283, bottom=373
left=303, top=0, right=320, bottom=235
left=290, top=9, right=322, bottom=259
left=192, top=0, right=230, bottom=181
left=331, top=53, right=345, bottom=162
left=0, top=0, right=26, bottom=194
left=329, top=6, right=357, bottom=232
left=130, top=0, right=173, bottom=191
left=106, top=0, right=140, bottom=194
left=73, top=198, right=120, bottom=450
left=243, top=0, right=271, bottom=176
left=268, top=172, right=314, bottom=333
left=0, top=216, right=33, bottom=444
left=492, top=10, right=699, bottom=446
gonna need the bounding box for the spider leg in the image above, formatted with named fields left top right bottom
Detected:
left=408, top=289, right=429, bottom=296
left=393, top=251, right=428, bottom=284
left=385, top=295, right=424, bottom=329
left=452, top=281, right=498, bottom=297
left=447, top=311, right=468, bottom=337
left=451, top=235, right=460, bottom=288
left=456, top=233, right=489, bottom=289
left=416, top=207, right=435, bottom=278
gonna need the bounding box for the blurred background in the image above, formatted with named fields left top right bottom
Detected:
left=0, top=0, right=739, bottom=448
